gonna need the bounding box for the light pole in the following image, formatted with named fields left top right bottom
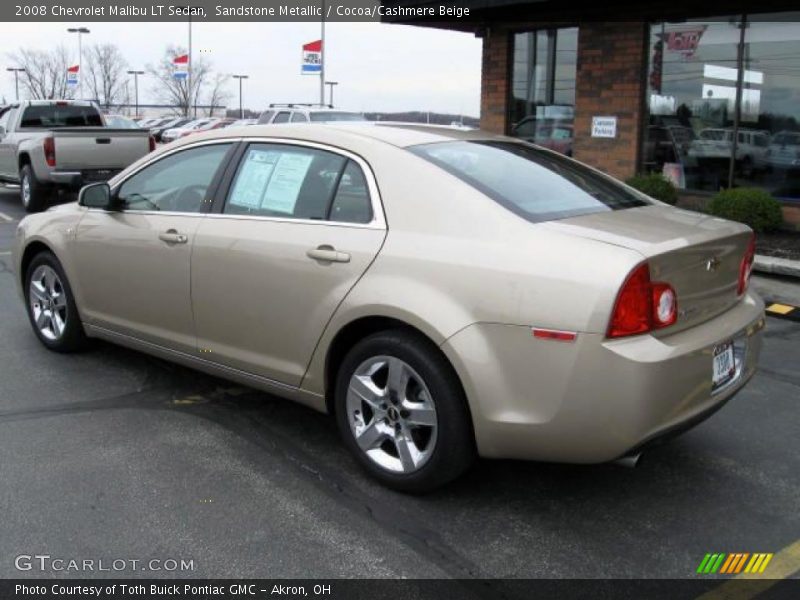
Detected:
left=6, top=67, right=25, bottom=101
left=67, top=27, right=90, bottom=99
left=232, top=74, right=249, bottom=119
left=127, top=70, right=144, bottom=118
left=325, top=81, right=338, bottom=108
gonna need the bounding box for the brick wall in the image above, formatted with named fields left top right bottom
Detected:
left=480, top=29, right=511, bottom=135
left=478, top=23, right=650, bottom=180
left=572, top=22, right=648, bottom=180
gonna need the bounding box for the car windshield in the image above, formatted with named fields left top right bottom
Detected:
left=20, top=104, right=103, bottom=128
left=309, top=112, right=366, bottom=122
left=411, top=140, right=649, bottom=223
left=700, top=130, right=728, bottom=141
left=105, top=116, right=139, bottom=129
left=773, top=132, right=800, bottom=146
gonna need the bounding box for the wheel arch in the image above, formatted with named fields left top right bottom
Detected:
left=322, top=315, right=474, bottom=440
left=20, top=240, right=56, bottom=286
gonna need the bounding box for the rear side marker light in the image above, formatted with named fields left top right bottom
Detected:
left=532, top=328, right=577, bottom=342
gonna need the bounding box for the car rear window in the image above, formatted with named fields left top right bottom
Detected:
left=20, top=104, right=103, bottom=128
left=411, top=141, right=649, bottom=223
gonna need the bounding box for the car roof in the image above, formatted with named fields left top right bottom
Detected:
left=169, top=122, right=499, bottom=149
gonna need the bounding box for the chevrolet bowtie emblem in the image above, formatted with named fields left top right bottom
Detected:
left=706, top=256, right=722, bottom=272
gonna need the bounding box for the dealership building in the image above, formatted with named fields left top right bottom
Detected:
left=387, top=1, right=800, bottom=224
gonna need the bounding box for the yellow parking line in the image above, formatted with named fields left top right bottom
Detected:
left=696, top=539, right=800, bottom=600
left=766, top=303, right=795, bottom=315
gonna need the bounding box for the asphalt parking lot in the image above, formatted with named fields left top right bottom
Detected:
left=0, top=187, right=798, bottom=582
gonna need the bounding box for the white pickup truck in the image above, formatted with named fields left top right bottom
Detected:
left=0, top=100, right=154, bottom=212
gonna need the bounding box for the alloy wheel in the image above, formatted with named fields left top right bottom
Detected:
left=21, top=174, right=31, bottom=208
left=346, top=355, right=438, bottom=474
left=29, top=265, right=68, bottom=341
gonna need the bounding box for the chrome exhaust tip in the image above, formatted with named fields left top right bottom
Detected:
left=615, top=453, right=642, bottom=468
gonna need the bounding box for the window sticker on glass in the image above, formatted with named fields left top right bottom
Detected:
left=261, top=152, right=314, bottom=214
left=229, top=149, right=279, bottom=209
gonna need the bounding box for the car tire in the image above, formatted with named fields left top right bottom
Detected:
left=20, top=164, right=54, bottom=213
left=24, top=251, right=88, bottom=352
left=334, top=329, right=474, bottom=493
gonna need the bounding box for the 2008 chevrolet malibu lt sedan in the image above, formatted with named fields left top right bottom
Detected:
left=13, top=123, right=765, bottom=492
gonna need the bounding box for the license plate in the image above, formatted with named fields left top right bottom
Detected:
left=712, top=342, right=736, bottom=390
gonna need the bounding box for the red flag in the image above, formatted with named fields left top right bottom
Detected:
left=302, top=40, right=322, bottom=52
left=67, top=65, right=79, bottom=73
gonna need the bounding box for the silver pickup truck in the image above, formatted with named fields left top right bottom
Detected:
left=0, top=100, right=154, bottom=212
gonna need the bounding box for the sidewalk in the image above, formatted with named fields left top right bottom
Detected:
left=754, top=255, right=800, bottom=279
left=751, top=273, right=800, bottom=307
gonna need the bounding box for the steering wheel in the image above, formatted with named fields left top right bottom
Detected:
left=122, top=192, right=159, bottom=211
left=173, top=184, right=207, bottom=212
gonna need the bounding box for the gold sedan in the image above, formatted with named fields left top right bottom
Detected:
left=13, top=124, right=765, bottom=492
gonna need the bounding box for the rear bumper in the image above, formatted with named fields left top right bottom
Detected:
left=441, top=291, right=765, bottom=463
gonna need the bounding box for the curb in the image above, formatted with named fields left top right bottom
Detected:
left=754, top=254, right=800, bottom=279
left=764, top=300, right=800, bottom=323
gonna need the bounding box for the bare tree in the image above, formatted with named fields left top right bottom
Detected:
left=84, top=43, right=127, bottom=109
left=147, top=46, right=211, bottom=116
left=8, top=45, right=76, bottom=100
left=206, top=73, right=232, bottom=117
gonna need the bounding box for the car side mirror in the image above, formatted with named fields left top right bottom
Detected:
left=78, top=182, right=115, bottom=210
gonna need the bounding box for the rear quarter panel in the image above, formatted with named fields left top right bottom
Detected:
left=301, top=144, right=644, bottom=396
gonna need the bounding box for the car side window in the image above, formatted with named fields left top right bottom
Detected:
left=116, top=144, right=231, bottom=213
left=329, top=160, right=373, bottom=224
left=257, top=110, right=275, bottom=124
left=290, top=112, right=309, bottom=123
left=224, top=144, right=346, bottom=220
left=0, top=108, right=15, bottom=132
left=273, top=112, right=291, bottom=124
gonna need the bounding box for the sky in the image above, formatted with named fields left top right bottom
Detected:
left=1, top=21, right=482, bottom=116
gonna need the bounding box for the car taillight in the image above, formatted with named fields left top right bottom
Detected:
left=148, top=135, right=156, bottom=152
left=737, top=233, right=756, bottom=296
left=608, top=263, right=677, bottom=338
left=43, top=136, right=56, bottom=167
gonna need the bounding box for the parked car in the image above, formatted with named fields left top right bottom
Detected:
left=511, top=117, right=574, bottom=156
left=0, top=100, right=155, bottom=212
left=257, top=105, right=366, bottom=124
left=13, top=123, right=763, bottom=492
left=161, top=119, right=216, bottom=143
left=104, top=114, right=141, bottom=129
left=228, top=118, right=258, bottom=127
left=151, top=117, right=193, bottom=142
left=172, top=118, right=235, bottom=141
left=761, top=131, right=800, bottom=172
left=689, top=128, right=769, bottom=176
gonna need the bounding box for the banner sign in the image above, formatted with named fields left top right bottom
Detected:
left=173, top=53, right=189, bottom=80
left=659, top=26, right=707, bottom=59
left=66, top=64, right=79, bottom=86
left=301, top=39, right=322, bottom=74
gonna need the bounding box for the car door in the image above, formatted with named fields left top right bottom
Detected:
left=191, top=141, right=386, bottom=386
left=73, top=141, right=235, bottom=354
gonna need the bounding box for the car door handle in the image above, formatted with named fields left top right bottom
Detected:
left=306, top=245, right=350, bottom=263
left=158, top=229, right=188, bottom=244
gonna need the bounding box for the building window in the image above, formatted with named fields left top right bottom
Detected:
left=509, top=27, right=578, bottom=156
left=645, top=16, right=800, bottom=201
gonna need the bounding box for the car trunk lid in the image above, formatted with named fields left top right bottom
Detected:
left=542, top=205, right=752, bottom=334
